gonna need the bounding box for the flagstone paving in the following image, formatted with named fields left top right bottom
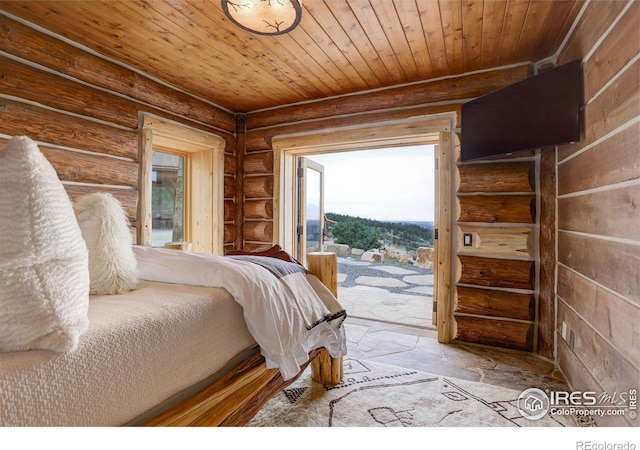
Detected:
left=337, top=257, right=433, bottom=326
left=337, top=258, right=570, bottom=394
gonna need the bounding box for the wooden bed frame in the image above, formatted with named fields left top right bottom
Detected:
left=141, top=246, right=343, bottom=427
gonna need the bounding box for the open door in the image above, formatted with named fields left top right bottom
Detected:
left=296, top=157, right=324, bottom=266
left=432, top=144, right=439, bottom=327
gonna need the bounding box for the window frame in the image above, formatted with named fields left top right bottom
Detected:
left=139, top=115, right=226, bottom=254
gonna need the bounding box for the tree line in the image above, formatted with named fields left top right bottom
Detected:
left=326, top=212, right=434, bottom=253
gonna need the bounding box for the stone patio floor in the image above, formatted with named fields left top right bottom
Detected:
left=337, top=258, right=570, bottom=395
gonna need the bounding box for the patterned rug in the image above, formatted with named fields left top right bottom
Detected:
left=248, top=358, right=576, bottom=427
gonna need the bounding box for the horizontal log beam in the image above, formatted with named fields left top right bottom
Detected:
left=0, top=98, right=137, bottom=159
left=45, top=146, right=138, bottom=187
left=558, top=232, right=640, bottom=303
left=245, top=103, right=462, bottom=151
left=455, top=285, right=535, bottom=321
left=243, top=221, right=273, bottom=242
left=64, top=185, right=138, bottom=223
left=458, top=255, right=534, bottom=290
left=244, top=175, right=274, bottom=199
left=244, top=199, right=273, bottom=220
left=558, top=185, right=640, bottom=240
left=0, top=14, right=235, bottom=132
left=454, top=315, right=534, bottom=351
left=244, top=151, right=273, bottom=174
left=457, top=161, right=535, bottom=193
left=0, top=55, right=140, bottom=129
left=558, top=123, right=640, bottom=195
left=247, top=65, right=529, bottom=129
left=458, top=195, right=535, bottom=224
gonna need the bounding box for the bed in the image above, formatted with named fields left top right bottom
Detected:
left=0, top=136, right=346, bottom=427
left=0, top=247, right=346, bottom=427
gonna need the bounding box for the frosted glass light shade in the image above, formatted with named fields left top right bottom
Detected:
left=222, top=0, right=302, bottom=36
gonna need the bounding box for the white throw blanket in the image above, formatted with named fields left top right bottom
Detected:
left=133, top=246, right=347, bottom=380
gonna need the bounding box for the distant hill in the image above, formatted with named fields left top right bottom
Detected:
left=394, top=220, right=434, bottom=230
left=326, top=212, right=434, bottom=252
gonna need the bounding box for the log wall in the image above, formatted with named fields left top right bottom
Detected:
left=5, top=7, right=637, bottom=418
left=453, top=155, right=539, bottom=352
left=0, top=13, right=236, bottom=243
left=552, top=0, right=639, bottom=427
left=241, top=65, right=529, bottom=251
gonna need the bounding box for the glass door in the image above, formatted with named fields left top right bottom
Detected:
left=296, top=157, right=324, bottom=266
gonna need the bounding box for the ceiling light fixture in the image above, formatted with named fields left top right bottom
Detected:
left=221, top=0, right=302, bottom=36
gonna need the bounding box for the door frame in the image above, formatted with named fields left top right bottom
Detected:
left=272, top=113, right=456, bottom=343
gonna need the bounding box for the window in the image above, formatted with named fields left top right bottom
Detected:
left=151, top=151, right=186, bottom=247
left=139, top=115, right=226, bottom=254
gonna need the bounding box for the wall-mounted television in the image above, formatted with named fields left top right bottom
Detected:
left=460, top=60, right=582, bottom=162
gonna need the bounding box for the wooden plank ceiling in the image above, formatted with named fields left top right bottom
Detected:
left=0, top=0, right=584, bottom=113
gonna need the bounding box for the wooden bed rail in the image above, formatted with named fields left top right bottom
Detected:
left=140, top=247, right=344, bottom=426
left=142, top=348, right=322, bottom=426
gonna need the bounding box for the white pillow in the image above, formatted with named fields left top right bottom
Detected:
left=74, top=192, right=138, bottom=295
left=0, top=136, right=90, bottom=352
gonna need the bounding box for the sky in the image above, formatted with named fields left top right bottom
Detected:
left=307, top=144, right=435, bottom=223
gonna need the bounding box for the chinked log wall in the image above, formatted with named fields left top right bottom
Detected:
left=242, top=64, right=530, bottom=250
left=241, top=64, right=553, bottom=354
left=2, top=10, right=554, bottom=357
left=551, top=1, right=639, bottom=427
left=454, top=156, right=539, bottom=353
left=0, top=13, right=236, bottom=244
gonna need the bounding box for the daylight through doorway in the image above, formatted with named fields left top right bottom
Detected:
left=305, top=145, right=436, bottom=330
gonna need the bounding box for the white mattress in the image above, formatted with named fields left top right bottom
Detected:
left=0, top=281, right=257, bottom=426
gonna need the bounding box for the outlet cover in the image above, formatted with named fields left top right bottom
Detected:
left=562, top=322, right=567, bottom=340
left=463, top=233, right=473, bottom=247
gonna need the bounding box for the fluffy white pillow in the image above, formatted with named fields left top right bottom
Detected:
left=74, top=192, right=138, bottom=295
left=0, top=136, right=90, bottom=352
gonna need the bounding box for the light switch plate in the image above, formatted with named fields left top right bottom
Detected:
left=463, top=233, right=473, bottom=246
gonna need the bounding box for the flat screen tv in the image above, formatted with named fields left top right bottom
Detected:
left=460, top=60, right=581, bottom=162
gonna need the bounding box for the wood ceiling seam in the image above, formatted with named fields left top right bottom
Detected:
left=461, top=0, right=485, bottom=73
left=417, top=0, right=449, bottom=77
left=346, top=0, right=408, bottom=85
left=303, top=0, right=379, bottom=90
left=479, top=0, right=507, bottom=70
left=323, top=0, right=396, bottom=86
left=394, top=0, right=435, bottom=80
left=370, top=0, right=421, bottom=81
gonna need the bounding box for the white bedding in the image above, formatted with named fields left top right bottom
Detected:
left=0, top=281, right=256, bottom=426
left=133, top=246, right=347, bottom=380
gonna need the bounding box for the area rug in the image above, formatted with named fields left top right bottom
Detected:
left=248, top=358, right=575, bottom=427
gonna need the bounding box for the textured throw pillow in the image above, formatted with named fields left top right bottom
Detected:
left=74, top=192, right=138, bottom=295
left=0, top=136, right=90, bottom=352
